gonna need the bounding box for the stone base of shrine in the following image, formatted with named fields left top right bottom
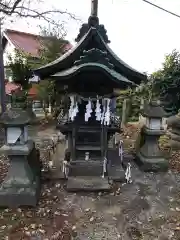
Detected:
left=136, top=152, right=169, bottom=172
left=107, top=149, right=133, bottom=182
left=68, top=160, right=104, bottom=177
left=43, top=167, right=65, bottom=180
left=0, top=180, right=40, bottom=208
left=108, top=165, right=126, bottom=182
left=66, top=176, right=112, bottom=192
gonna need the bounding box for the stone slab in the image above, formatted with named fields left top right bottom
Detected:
left=68, top=160, right=104, bottom=177
left=43, top=167, right=66, bottom=180
left=66, top=176, right=111, bottom=192
left=0, top=182, right=40, bottom=208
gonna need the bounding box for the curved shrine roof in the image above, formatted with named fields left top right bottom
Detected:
left=34, top=27, right=147, bottom=85
left=51, top=62, right=136, bottom=89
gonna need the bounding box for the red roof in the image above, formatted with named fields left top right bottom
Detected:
left=5, top=81, right=38, bottom=98
left=5, top=82, right=21, bottom=95
left=3, top=29, right=72, bottom=57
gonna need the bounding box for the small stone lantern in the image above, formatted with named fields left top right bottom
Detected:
left=136, top=101, right=168, bottom=171
left=0, top=109, right=41, bottom=207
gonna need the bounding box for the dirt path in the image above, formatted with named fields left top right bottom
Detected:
left=2, top=167, right=179, bottom=240
left=69, top=166, right=180, bottom=240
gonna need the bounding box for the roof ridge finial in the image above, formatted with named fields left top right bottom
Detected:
left=91, top=0, right=98, bottom=17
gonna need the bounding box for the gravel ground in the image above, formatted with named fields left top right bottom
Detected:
left=0, top=123, right=180, bottom=240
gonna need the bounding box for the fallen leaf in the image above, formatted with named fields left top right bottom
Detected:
left=72, top=225, right=76, bottom=231
left=30, top=224, right=36, bottom=229
left=39, top=229, right=46, bottom=234
left=0, top=225, right=6, bottom=230
left=25, top=231, right=31, bottom=236
left=85, top=208, right=90, bottom=212
left=90, top=217, right=94, bottom=222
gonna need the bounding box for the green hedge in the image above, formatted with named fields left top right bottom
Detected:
left=116, top=89, right=141, bottom=122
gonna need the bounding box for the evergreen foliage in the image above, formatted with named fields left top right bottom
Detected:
left=152, top=50, right=180, bottom=115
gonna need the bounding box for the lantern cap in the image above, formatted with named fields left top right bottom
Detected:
left=0, top=109, right=31, bottom=127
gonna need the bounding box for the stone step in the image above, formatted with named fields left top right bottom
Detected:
left=76, top=145, right=101, bottom=151
left=68, top=160, right=104, bottom=177
left=66, top=176, right=111, bottom=191
left=77, top=126, right=102, bottom=133
left=76, top=142, right=101, bottom=148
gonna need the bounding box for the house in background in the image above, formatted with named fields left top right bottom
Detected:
left=5, top=81, right=21, bottom=95
left=2, top=29, right=72, bottom=99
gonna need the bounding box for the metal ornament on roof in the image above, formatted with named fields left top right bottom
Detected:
left=74, top=48, right=114, bottom=69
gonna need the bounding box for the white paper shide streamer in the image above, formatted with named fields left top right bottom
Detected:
left=62, top=160, right=68, bottom=178
left=101, top=108, right=105, bottom=124
left=69, top=95, right=79, bottom=121
left=104, top=98, right=111, bottom=125
left=85, top=99, right=92, bottom=122
left=68, top=96, right=74, bottom=121
left=102, top=157, right=107, bottom=178
left=125, top=163, right=132, bottom=183
left=119, top=140, right=123, bottom=162
left=95, top=97, right=102, bottom=121
left=101, top=98, right=111, bottom=125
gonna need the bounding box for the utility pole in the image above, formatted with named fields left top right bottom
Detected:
left=0, top=18, right=6, bottom=113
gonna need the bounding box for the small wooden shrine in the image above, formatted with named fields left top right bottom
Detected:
left=34, top=0, right=146, bottom=190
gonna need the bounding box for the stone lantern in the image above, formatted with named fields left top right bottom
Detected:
left=136, top=101, right=168, bottom=171
left=0, top=109, right=41, bottom=207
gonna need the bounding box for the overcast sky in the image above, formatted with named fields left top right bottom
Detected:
left=4, top=0, right=180, bottom=74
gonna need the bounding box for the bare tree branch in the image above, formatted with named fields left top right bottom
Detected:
left=0, top=0, right=79, bottom=27
left=0, top=0, right=23, bottom=15
left=14, top=7, right=77, bottom=20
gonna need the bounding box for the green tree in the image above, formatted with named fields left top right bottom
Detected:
left=39, top=26, right=69, bottom=64
left=35, top=26, right=69, bottom=115
left=151, top=49, right=180, bottom=115
left=8, top=49, right=33, bottom=89
left=36, top=80, right=55, bottom=118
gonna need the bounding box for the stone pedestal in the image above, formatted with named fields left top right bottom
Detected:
left=0, top=140, right=41, bottom=207
left=136, top=127, right=168, bottom=172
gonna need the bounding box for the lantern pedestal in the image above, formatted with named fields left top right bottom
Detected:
left=0, top=108, right=41, bottom=207
left=0, top=140, right=41, bottom=207
left=136, top=127, right=168, bottom=172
